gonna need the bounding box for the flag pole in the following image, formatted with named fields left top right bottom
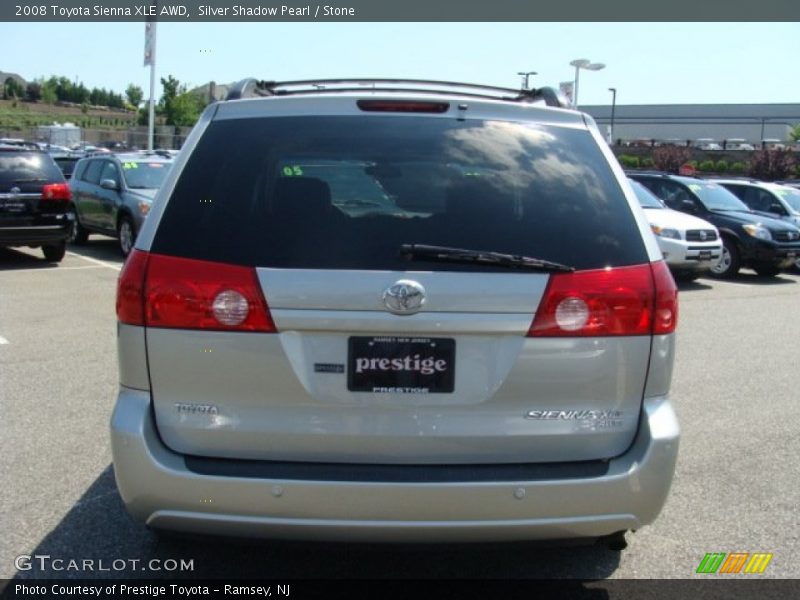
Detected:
left=148, top=42, right=155, bottom=151
left=144, top=10, right=157, bottom=151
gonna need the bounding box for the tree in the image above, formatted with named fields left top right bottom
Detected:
left=651, top=145, right=692, bottom=174
left=169, top=92, right=203, bottom=127
left=159, top=75, right=203, bottom=127
left=748, top=149, right=797, bottom=181
left=25, top=82, right=42, bottom=102
left=125, top=84, right=144, bottom=108
left=3, top=77, right=24, bottom=99
left=159, top=75, right=181, bottom=109
left=790, top=124, right=800, bottom=143
left=41, top=80, right=57, bottom=104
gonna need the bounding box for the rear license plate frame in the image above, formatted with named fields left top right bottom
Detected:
left=347, top=336, right=456, bottom=393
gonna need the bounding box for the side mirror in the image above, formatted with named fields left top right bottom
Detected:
left=769, top=203, right=785, bottom=215
left=100, top=178, right=119, bottom=191
left=680, top=199, right=697, bottom=213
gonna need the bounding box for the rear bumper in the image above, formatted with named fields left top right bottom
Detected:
left=111, top=388, right=680, bottom=543
left=0, top=221, right=70, bottom=246
left=741, top=239, right=800, bottom=268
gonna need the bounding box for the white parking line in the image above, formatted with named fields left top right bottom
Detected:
left=5, top=265, right=107, bottom=274
left=0, top=335, right=9, bottom=345
left=707, top=279, right=754, bottom=288
left=66, top=251, right=122, bottom=272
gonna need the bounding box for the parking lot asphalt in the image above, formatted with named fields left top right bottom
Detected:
left=1, top=241, right=799, bottom=581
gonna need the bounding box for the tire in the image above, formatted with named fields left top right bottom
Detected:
left=674, top=271, right=701, bottom=282
left=118, top=215, right=136, bottom=258
left=42, top=241, right=66, bottom=262
left=67, top=206, right=89, bottom=245
left=708, top=237, right=740, bottom=278
left=754, top=265, right=781, bottom=277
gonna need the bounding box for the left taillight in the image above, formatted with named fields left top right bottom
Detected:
left=41, top=183, right=71, bottom=201
left=116, top=251, right=277, bottom=332
left=116, top=249, right=149, bottom=326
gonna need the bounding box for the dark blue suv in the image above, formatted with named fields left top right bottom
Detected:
left=630, top=173, right=800, bottom=277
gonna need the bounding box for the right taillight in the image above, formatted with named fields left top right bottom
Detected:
left=41, top=182, right=71, bottom=201
left=650, top=260, right=678, bottom=335
left=115, top=251, right=276, bottom=333
left=528, top=261, right=677, bottom=337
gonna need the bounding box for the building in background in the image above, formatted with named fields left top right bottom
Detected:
left=582, top=103, right=800, bottom=146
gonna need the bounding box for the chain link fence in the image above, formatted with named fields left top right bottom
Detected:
left=0, top=125, right=191, bottom=151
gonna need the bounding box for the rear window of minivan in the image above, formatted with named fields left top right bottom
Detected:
left=152, top=116, right=647, bottom=271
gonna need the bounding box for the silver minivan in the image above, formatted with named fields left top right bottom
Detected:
left=111, top=79, right=680, bottom=548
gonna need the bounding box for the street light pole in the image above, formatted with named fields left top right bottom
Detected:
left=569, top=59, right=605, bottom=108
left=517, top=71, right=537, bottom=90
left=608, top=87, right=617, bottom=145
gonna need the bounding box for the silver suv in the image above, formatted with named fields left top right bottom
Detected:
left=68, top=152, right=173, bottom=256
left=111, top=79, right=680, bottom=548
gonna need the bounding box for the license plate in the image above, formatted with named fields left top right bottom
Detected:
left=348, top=336, right=455, bottom=393
left=698, top=250, right=712, bottom=260
left=0, top=199, right=27, bottom=213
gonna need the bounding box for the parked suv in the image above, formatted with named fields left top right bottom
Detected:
left=112, top=79, right=680, bottom=548
left=68, top=152, right=172, bottom=256
left=630, top=173, right=800, bottom=277
left=715, top=180, right=800, bottom=271
left=628, top=178, right=721, bottom=281
left=0, top=146, right=72, bottom=262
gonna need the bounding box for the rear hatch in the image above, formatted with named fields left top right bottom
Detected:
left=135, top=107, right=668, bottom=464
left=0, top=149, right=68, bottom=227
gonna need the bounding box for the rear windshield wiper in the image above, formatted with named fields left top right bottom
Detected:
left=399, top=244, right=575, bottom=272
left=12, top=178, right=48, bottom=183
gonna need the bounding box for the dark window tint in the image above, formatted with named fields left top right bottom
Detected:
left=71, top=160, right=87, bottom=181
left=0, top=151, right=64, bottom=186
left=81, top=160, right=104, bottom=184
left=687, top=181, right=749, bottom=211
left=743, top=187, right=785, bottom=214
left=637, top=179, right=693, bottom=211
left=81, top=160, right=104, bottom=185
left=629, top=179, right=664, bottom=209
left=100, top=161, right=120, bottom=186
left=153, top=117, right=647, bottom=271
left=53, top=157, right=79, bottom=178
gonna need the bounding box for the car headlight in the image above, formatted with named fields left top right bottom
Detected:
left=138, top=200, right=151, bottom=217
left=650, top=225, right=681, bottom=240
left=742, top=224, right=772, bottom=241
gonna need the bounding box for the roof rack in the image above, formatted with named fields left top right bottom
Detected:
left=225, top=78, right=571, bottom=108
left=135, top=149, right=175, bottom=159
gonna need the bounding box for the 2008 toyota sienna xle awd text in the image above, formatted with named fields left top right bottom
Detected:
left=111, top=79, right=680, bottom=550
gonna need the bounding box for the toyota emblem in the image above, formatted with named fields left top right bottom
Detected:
left=382, top=280, right=426, bottom=315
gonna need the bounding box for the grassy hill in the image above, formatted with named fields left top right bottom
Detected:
left=0, top=99, right=137, bottom=132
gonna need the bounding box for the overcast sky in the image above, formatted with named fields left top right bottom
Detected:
left=1, top=22, right=798, bottom=106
